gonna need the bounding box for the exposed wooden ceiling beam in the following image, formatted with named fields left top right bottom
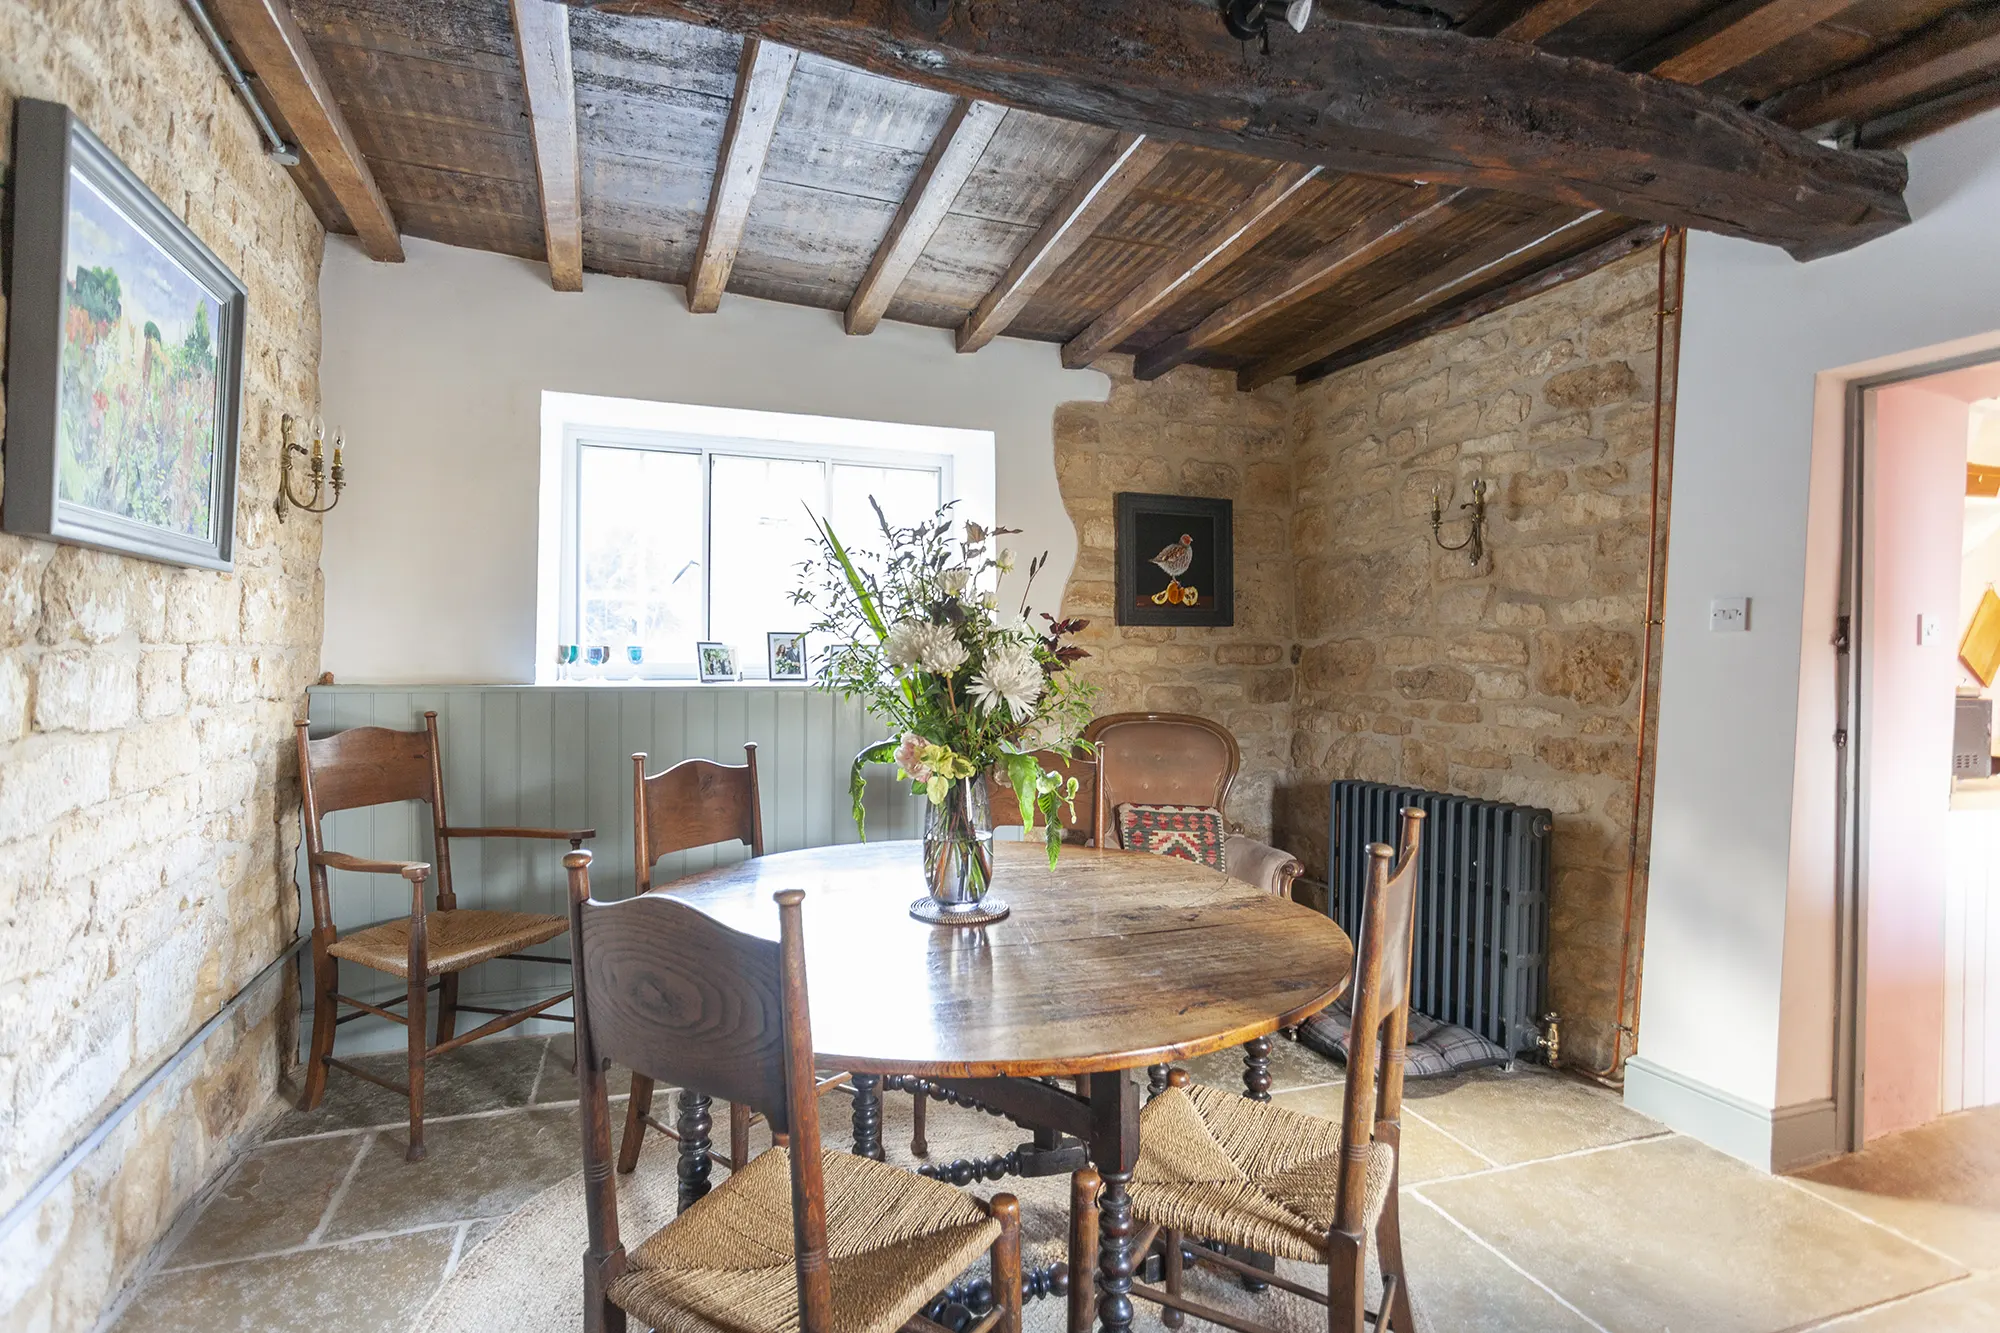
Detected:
left=846, top=98, right=1007, bottom=336
left=956, top=134, right=1169, bottom=353
left=1858, top=72, right=2000, bottom=150
left=1061, top=163, right=1320, bottom=371
left=688, top=35, right=799, bottom=313
left=1132, top=186, right=1478, bottom=382
left=1463, top=0, right=1610, bottom=43
left=511, top=0, right=584, bottom=291
left=1624, top=0, right=1863, bottom=86
left=209, top=0, right=401, bottom=261
left=604, top=0, right=1906, bottom=260
left=1764, top=6, right=2000, bottom=135
left=1295, top=223, right=1667, bottom=385
left=1239, top=209, right=1609, bottom=390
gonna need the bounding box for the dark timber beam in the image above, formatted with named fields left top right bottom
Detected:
left=1295, top=223, right=1668, bottom=385
left=511, top=0, right=584, bottom=291
left=1464, top=0, right=1609, bottom=43
left=1624, top=0, right=1863, bottom=86
left=1061, top=163, right=1319, bottom=371
left=847, top=98, right=1006, bottom=335
left=1764, top=7, right=2000, bottom=136
left=1858, top=73, right=2000, bottom=151
left=1132, top=186, right=1478, bottom=382
left=956, top=134, right=1169, bottom=354
left=209, top=0, right=402, bottom=260
left=1240, top=209, right=1609, bottom=390
left=591, top=0, right=1909, bottom=257
left=689, top=35, right=798, bottom=313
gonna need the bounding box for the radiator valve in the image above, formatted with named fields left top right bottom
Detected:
left=1534, top=1013, right=1561, bottom=1067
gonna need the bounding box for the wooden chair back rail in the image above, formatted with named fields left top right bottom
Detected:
left=633, top=744, right=764, bottom=895
left=568, top=853, right=837, bottom=1330
left=1085, top=712, right=1241, bottom=815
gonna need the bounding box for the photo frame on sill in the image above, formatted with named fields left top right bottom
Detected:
left=767, top=631, right=808, bottom=682
left=697, top=642, right=737, bottom=683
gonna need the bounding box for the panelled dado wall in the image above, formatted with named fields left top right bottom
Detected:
left=301, top=686, right=924, bottom=1052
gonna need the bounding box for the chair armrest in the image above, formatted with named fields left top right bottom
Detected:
left=440, top=825, right=596, bottom=844
left=1223, top=834, right=1305, bottom=899
left=313, top=851, right=431, bottom=881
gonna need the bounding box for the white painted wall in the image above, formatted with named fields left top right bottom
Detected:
left=1630, top=106, right=2000, bottom=1166
left=317, top=237, right=1110, bottom=683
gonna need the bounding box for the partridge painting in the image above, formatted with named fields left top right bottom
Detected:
left=1149, top=532, right=1198, bottom=606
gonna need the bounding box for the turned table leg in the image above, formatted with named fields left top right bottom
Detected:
left=1085, top=1069, right=1140, bottom=1333
left=1242, top=1036, right=1273, bottom=1102
left=850, top=1072, right=885, bottom=1160
left=676, top=1090, right=712, bottom=1210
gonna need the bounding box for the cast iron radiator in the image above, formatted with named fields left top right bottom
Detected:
left=1328, top=781, right=1552, bottom=1058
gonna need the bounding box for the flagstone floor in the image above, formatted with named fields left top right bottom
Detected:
left=100, top=1034, right=2000, bottom=1332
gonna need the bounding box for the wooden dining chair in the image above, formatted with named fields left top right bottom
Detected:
left=619, top=745, right=765, bottom=1176
left=983, top=742, right=1108, bottom=849
left=565, top=850, right=1024, bottom=1333
left=295, top=713, right=593, bottom=1161
left=1122, top=806, right=1427, bottom=1333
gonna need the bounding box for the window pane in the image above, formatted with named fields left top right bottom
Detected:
left=576, top=445, right=703, bottom=665
left=709, top=455, right=825, bottom=667
left=828, top=463, right=943, bottom=555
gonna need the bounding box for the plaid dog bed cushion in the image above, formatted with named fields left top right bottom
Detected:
left=1296, top=1001, right=1509, bottom=1078
left=1116, top=803, right=1228, bottom=873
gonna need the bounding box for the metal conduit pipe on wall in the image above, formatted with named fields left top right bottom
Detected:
left=180, top=0, right=301, bottom=165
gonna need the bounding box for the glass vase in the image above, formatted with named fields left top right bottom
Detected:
left=911, top=777, right=1007, bottom=925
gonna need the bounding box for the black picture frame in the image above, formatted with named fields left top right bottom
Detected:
left=3, top=99, right=247, bottom=569
left=1115, top=492, right=1234, bottom=627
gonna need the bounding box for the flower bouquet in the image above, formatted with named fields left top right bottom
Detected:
left=793, top=502, right=1097, bottom=923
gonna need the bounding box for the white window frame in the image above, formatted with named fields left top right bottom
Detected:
left=537, top=394, right=995, bottom=685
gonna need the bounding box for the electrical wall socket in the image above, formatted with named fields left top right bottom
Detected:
left=1710, top=597, right=1749, bottom=633
left=1920, top=614, right=1942, bottom=646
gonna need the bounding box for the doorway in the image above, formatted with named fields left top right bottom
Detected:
left=1838, top=353, right=2000, bottom=1150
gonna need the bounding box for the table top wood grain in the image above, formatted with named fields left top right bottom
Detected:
left=661, top=840, right=1355, bottom=1078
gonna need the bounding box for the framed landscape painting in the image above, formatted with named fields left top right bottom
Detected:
left=3, top=99, right=246, bottom=569
left=1115, top=492, right=1234, bottom=627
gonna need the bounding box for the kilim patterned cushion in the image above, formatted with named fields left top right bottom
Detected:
left=1116, top=803, right=1228, bottom=872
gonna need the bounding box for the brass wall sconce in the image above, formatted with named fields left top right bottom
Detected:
left=277, top=413, right=345, bottom=521
left=1430, top=478, right=1488, bottom=567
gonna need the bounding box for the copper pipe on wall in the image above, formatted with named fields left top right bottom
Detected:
left=1576, top=226, right=1686, bottom=1084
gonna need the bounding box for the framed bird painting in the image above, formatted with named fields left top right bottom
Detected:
left=1114, top=492, right=1234, bottom=627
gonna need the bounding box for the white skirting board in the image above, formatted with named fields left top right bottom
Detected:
left=1623, top=1057, right=1837, bottom=1172
left=297, top=684, right=925, bottom=1055
left=1945, top=808, right=2000, bottom=1113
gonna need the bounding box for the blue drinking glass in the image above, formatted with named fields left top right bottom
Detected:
left=585, top=646, right=609, bottom=667
left=627, top=646, right=644, bottom=666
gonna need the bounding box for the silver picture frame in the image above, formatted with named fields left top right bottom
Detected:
left=3, top=99, right=247, bottom=569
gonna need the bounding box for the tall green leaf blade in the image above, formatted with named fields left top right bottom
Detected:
left=849, top=739, right=898, bottom=840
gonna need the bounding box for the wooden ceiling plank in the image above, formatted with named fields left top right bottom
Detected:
left=1296, top=223, right=1667, bottom=385
left=1239, top=208, right=1608, bottom=390
left=1483, top=0, right=1610, bottom=44
left=210, top=0, right=402, bottom=260
left=1766, top=7, right=2000, bottom=133
left=1626, top=0, right=1864, bottom=86
left=1060, top=162, right=1320, bottom=370
left=605, top=0, right=1906, bottom=260
left=688, top=34, right=800, bottom=313
left=955, top=133, right=1170, bottom=353
left=1859, top=72, right=2000, bottom=150
left=510, top=0, right=583, bottom=291
left=1132, top=185, right=1478, bottom=382
left=845, top=98, right=1007, bottom=335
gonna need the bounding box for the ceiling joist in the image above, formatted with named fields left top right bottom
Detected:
left=956, top=133, right=1169, bottom=354
left=688, top=34, right=799, bottom=313
left=1467, top=0, right=1609, bottom=44
left=846, top=98, right=1007, bottom=336
left=1243, top=209, right=1611, bottom=390
left=1061, top=162, right=1320, bottom=371
left=606, top=0, right=1909, bottom=259
left=1133, top=186, right=1478, bottom=382
left=1625, top=0, right=1863, bottom=86
left=510, top=0, right=584, bottom=291
left=209, top=0, right=402, bottom=261
left=1765, top=6, right=2000, bottom=136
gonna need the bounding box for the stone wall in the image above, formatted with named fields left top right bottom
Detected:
left=1054, top=359, right=1295, bottom=842
left=1281, top=246, right=1677, bottom=1073
left=0, top=0, right=326, bottom=1325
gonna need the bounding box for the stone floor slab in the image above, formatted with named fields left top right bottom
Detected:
left=112, top=1230, right=456, bottom=1333
left=1809, top=1272, right=2000, bottom=1330
left=321, top=1109, right=584, bottom=1240
left=1418, top=1134, right=1967, bottom=1333
left=269, top=1035, right=553, bottom=1139
left=1791, top=1104, right=2000, bottom=1271
left=1180, top=1033, right=1344, bottom=1094
left=163, top=1135, right=366, bottom=1269
left=1272, top=1080, right=1492, bottom=1184
left=1402, top=1065, right=1661, bottom=1165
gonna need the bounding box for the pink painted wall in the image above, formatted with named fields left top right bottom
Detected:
left=1862, top=382, right=1966, bottom=1139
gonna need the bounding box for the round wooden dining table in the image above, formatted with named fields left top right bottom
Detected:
left=662, top=837, right=1356, bottom=1333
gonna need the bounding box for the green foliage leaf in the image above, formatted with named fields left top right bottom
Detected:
left=849, top=739, right=898, bottom=840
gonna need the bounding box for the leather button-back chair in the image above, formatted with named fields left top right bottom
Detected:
left=1085, top=712, right=1305, bottom=898
left=295, top=712, right=592, bottom=1160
